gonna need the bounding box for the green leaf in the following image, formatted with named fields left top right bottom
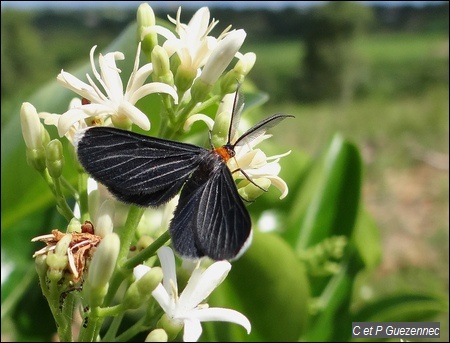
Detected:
left=205, top=230, right=310, bottom=342
left=303, top=207, right=383, bottom=341
left=283, top=133, right=362, bottom=251
left=352, top=293, right=448, bottom=325
left=351, top=207, right=382, bottom=269
left=278, top=133, right=370, bottom=341
left=303, top=255, right=355, bottom=341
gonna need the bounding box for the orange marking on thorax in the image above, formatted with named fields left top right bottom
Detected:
left=213, top=146, right=233, bottom=162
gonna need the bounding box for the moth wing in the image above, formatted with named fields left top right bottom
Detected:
left=76, top=127, right=205, bottom=207
left=170, top=161, right=251, bottom=260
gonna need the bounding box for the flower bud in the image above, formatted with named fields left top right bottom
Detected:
left=235, top=52, right=257, bottom=76
left=145, top=328, right=168, bottom=342
left=219, top=69, right=244, bottom=95
left=46, top=139, right=64, bottom=178
left=26, top=148, right=47, bottom=172
left=121, top=282, right=142, bottom=310
left=95, top=199, right=115, bottom=237
left=123, top=266, right=162, bottom=309
left=136, top=266, right=163, bottom=295
left=221, top=52, right=256, bottom=94
left=67, top=217, right=82, bottom=233
left=21, top=102, right=47, bottom=171
left=199, top=29, right=246, bottom=86
left=137, top=3, right=158, bottom=59
left=237, top=177, right=271, bottom=202
left=46, top=255, right=66, bottom=282
left=55, top=233, right=72, bottom=256
left=85, top=233, right=120, bottom=307
left=136, top=235, right=154, bottom=251
left=41, top=123, right=51, bottom=148
left=46, top=234, right=72, bottom=282
left=190, top=78, right=213, bottom=104
left=157, top=313, right=183, bottom=341
left=35, top=254, right=48, bottom=279
left=211, top=110, right=232, bottom=147
left=211, top=93, right=235, bottom=146
left=151, top=46, right=174, bottom=86
left=20, top=102, right=43, bottom=150
left=174, top=64, right=197, bottom=94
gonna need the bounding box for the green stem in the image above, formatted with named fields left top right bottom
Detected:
left=78, top=171, right=90, bottom=222
left=123, top=230, right=171, bottom=270
left=103, top=268, right=128, bottom=307
left=79, top=307, right=101, bottom=342
left=53, top=176, right=75, bottom=221
left=60, top=176, right=79, bottom=200
left=114, top=316, right=148, bottom=342
left=61, top=292, right=75, bottom=338
left=102, top=312, right=125, bottom=341
left=161, top=93, right=176, bottom=122
left=95, top=304, right=124, bottom=317
left=38, top=169, right=74, bottom=222
left=163, top=99, right=198, bottom=140
left=117, top=205, right=145, bottom=261
left=47, top=281, right=72, bottom=342
left=194, top=94, right=221, bottom=115
left=39, top=168, right=55, bottom=192
left=102, top=205, right=145, bottom=306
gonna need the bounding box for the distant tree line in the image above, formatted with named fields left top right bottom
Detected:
left=1, top=2, right=448, bottom=103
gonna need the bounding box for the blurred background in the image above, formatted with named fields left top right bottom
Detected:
left=1, top=1, right=448, bottom=341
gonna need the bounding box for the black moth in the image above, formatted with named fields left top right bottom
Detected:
left=75, top=102, right=293, bottom=260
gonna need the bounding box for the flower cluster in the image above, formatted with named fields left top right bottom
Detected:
left=21, top=3, right=292, bottom=342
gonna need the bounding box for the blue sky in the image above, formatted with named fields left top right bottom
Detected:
left=1, top=1, right=446, bottom=10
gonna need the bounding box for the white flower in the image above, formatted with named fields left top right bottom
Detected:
left=182, top=91, right=291, bottom=199
left=142, top=7, right=236, bottom=77
left=40, top=98, right=87, bottom=145
left=199, top=29, right=246, bottom=86
left=229, top=134, right=291, bottom=199
left=134, top=247, right=251, bottom=342
left=55, top=43, right=178, bottom=137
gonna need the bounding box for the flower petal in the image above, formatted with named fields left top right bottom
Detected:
left=268, top=175, right=289, bottom=199
left=99, top=51, right=125, bottom=101
left=118, top=102, right=151, bottom=131
left=187, top=7, right=210, bottom=39
left=142, top=25, right=177, bottom=45
left=200, top=29, right=246, bottom=85
left=57, top=109, right=91, bottom=137
left=157, top=247, right=178, bottom=297
left=183, top=114, right=215, bottom=132
left=57, top=71, right=100, bottom=103
left=191, top=307, right=251, bottom=334
left=183, top=318, right=203, bottom=342
left=129, top=82, right=179, bottom=105
left=178, top=261, right=231, bottom=310
left=126, top=63, right=153, bottom=96
left=151, top=283, right=173, bottom=314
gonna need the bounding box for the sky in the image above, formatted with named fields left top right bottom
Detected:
left=1, top=1, right=447, bottom=10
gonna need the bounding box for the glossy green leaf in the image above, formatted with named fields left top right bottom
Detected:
left=351, top=207, right=382, bottom=269
left=283, top=133, right=362, bottom=251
